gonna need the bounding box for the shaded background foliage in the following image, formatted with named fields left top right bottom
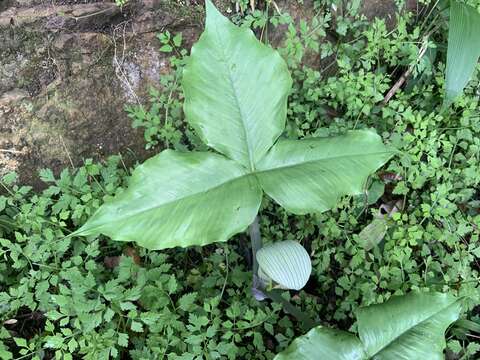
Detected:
left=1, top=0, right=480, bottom=359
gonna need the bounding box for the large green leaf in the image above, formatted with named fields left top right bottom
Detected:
left=357, top=292, right=462, bottom=359
left=275, top=292, right=461, bottom=360
left=274, top=327, right=366, bottom=360
left=445, top=1, right=480, bottom=106
left=72, top=150, right=262, bottom=250
left=183, top=0, right=292, bottom=170
left=256, top=130, right=393, bottom=214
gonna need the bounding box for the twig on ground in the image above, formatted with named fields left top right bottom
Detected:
left=112, top=20, right=141, bottom=105
left=382, top=39, right=429, bottom=105
left=59, top=135, right=75, bottom=169
left=0, top=148, right=24, bottom=154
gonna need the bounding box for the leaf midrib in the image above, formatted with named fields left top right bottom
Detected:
left=366, top=300, right=459, bottom=357
left=79, top=149, right=393, bottom=234
left=77, top=171, right=257, bottom=234
left=211, top=21, right=256, bottom=171
left=255, top=150, right=393, bottom=175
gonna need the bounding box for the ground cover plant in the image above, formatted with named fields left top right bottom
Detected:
left=2, top=0, right=480, bottom=359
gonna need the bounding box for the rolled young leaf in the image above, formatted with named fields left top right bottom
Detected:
left=444, top=1, right=480, bottom=106
left=71, top=150, right=262, bottom=250
left=183, top=0, right=292, bottom=170
left=256, top=240, right=312, bottom=290
left=256, top=130, right=394, bottom=214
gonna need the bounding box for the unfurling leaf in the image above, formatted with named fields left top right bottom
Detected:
left=275, top=326, right=365, bottom=360
left=256, top=241, right=312, bottom=291
left=357, top=292, right=461, bottom=358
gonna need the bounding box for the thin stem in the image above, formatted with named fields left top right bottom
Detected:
left=249, top=216, right=262, bottom=276
left=248, top=216, right=317, bottom=331
left=265, top=289, right=317, bottom=331
left=219, top=244, right=230, bottom=300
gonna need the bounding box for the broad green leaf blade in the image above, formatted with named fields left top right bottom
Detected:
left=256, top=130, right=393, bottom=214
left=72, top=150, right=262, bottom=250
left=256, top=240, right=312, bottom=290
left=445, top=1, right=480, bottom=106
left=274, top=327, right=366, bottom=360
left=182, top=0, right=292, bottom=170
left=357, top=292, right=462, bottom=360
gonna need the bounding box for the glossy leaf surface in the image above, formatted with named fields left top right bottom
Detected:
left=73, top=151, right=262, bottom=249
left=74, top=1, right=392, bottom=250
left=183, top=0, right=292, bottom=170
left=275, top=327, right=365, bottom=360
left=357, top=292, right=462, bottom=359
left=256, top=131, right=393, bottom=214
left=256, top=240, right=311, bottom=290
left=275, top=292, right=461, bottom=360
left=445, top=1, right=480, bottom=105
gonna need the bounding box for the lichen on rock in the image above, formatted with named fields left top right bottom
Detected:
left=0, top=0, right=413, bottom=189
left=0, top=0, right=202, bottom=188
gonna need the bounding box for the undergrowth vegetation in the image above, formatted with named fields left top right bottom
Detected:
left=2, top=0, right=480, bottom=359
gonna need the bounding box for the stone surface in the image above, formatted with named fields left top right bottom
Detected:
left=361, top=0, right=418, bottom=29
left=0, top=0, right=204, bottom=188
left=0, top=0, right=416, bottom=189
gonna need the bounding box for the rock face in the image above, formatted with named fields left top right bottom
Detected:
left=361, top=0, right=418, bottom=29
left=0, top=0, right=204, bottom=188
left=0, top=0, right=415, bottom=189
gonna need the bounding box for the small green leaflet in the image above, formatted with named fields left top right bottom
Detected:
left=357, top=218, right=388, bottom=250
left=275, top=292, right=462, bottom=360
left=71, top=0, right=393, bottom=250
left=444, top=1, right=480, bottom=106
left=117, top=333, right=129, bottom=348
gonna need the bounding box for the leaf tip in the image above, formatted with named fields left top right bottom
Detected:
left=205, top=0, right=223, bottom=24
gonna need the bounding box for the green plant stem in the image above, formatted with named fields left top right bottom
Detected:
left=249, top=216, right=262, bottom=276
left=265, top=289, right=317, bottom=331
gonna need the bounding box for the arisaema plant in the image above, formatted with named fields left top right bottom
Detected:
left=71, top=0, right=392, bottom=296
